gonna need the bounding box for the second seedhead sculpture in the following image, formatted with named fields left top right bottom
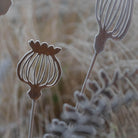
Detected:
left=80, top=0, right=134, bottom=95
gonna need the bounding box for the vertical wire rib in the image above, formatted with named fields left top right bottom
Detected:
left=25, top=54, right=35, bottom=83
left=47, top=55, right=56, bottom=85
left=96, top=0, right=101, bottom=25
left=40, top=56, right=51, bottom=87
left=48, top=56, right=56, bottom=84
left=20, top=52, right=34, bottom=80
left=105, top=0, right=117, bottom=28
left=115, top=0, right=129, bottom=35
left=22, top=53, right=34, bottom=82
left=45, top=56, right=51, bottom=85
left=52, top=61, right=60, bottom=85
left=17, top=51, right=33, bottom=84
left=100, top=0, right=109, bottom=20
left=47, top=57, right=56, bottom=84
left=47, top=56, right=53, bottom=83
left=34, top=55, right=41, bottom=85
left=117, top=0, right=133, bottom=39
left=115, top=0, right=129, bottom=37
left=106, top=0, right=122, bottom=31
left=36, top=54, right=44, bottom=84
left=47, top=57, right=61, bottom=87
left=27, top=54, right=39, bottom=83
left=38, top=55, right=48, bottom=85
left=112, top=0, right=127, bottom=34
left=47, top=61, right=57, bottom=85
left=103, top=0, right=113, bottom=28
left=99, top=0, right=104, bottom=19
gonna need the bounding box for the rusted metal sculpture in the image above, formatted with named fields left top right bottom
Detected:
left=80, top=0, right=134, bottom=95
left=17, top=40, right=62, bottom=138
left=17, top=39, right=62, bottom=100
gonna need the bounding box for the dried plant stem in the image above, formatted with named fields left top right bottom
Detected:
left=28, top=100, right=36, bottom=138
left=80, top=52, right=98, bottom=94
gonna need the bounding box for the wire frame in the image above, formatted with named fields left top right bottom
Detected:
left=17, top=40, right=62, bottom=100
left=94, top=0, right=134, bottom=54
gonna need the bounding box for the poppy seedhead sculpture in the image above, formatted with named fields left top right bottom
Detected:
left=17, top=40, right=62, bottom=100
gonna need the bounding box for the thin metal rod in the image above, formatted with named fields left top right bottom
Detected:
left=80, top=52, right=98, bottom=94
left=28, top=100, right=36, bottom=138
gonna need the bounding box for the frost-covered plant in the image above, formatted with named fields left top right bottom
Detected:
left=44, top=69, right=138, bottom=138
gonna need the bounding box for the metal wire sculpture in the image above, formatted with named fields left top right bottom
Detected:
left=94, top=0, right=134, bottom=54
left=80, top=0, right=134, bottom=95
left=17, top=39, right=62, bottom=100
left=17, top=40, right=62, bottom=138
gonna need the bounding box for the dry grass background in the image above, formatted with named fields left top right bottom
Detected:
left=0, top=0, right=137, bottom=137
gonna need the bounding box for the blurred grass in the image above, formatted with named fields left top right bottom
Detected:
left=0, top=0, right=137, bottom=137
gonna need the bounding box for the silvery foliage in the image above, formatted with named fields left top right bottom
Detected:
left=44, top=69, right=138, bottom=138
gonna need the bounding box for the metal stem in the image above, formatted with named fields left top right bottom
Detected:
left=80, top=52, right=98, bottom=94
left=28, top=100, right=36, bottom=138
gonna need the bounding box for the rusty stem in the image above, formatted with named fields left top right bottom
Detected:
left=81, top=52, right=98, bottom=94
left=28, top=100, right=36, bottom=138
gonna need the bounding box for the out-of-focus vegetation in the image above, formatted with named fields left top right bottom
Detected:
left=0, top=0, right=137, bottom=137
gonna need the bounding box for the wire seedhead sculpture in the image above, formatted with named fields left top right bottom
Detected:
left=80, top=0, right=134, bottom=96
left=94, top=0, right=134, bottom=54
left=17, top=39, right=62, bottom=100
left=17, top=40, right=62, bottom=138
